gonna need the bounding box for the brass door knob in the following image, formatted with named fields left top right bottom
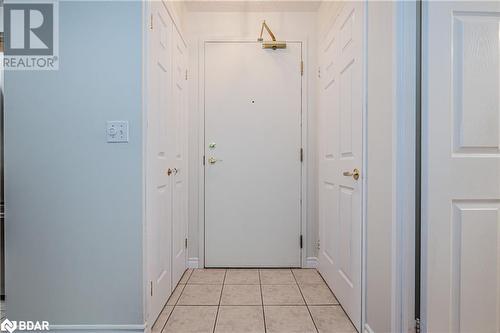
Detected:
left=167, top=168, right=173, bottom=176
left=208, top=157, right=217, bottom=165
left=343, top=168, right=360, bottom=180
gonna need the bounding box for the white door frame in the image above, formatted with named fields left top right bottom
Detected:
left=197, top=37, right=309, bottom=268
left=142, top=3, right=150, bottom=331
left=362, top=1, right=417, bottom=332
left=392, top=1, right=418, bottom=331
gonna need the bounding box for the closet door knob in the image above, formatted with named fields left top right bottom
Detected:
left=167, top=168, right=173, bottom=176
left=343, top=168, right=360, bottom=180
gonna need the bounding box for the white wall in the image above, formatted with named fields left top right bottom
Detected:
left=185, top=9, right=319, bottom=266
left=4, top=1, right=144, bottom=330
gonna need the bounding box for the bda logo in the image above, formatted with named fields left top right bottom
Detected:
left=0, top=319, right=17, bottom=333
left=0, top=319, right=49, bottom=332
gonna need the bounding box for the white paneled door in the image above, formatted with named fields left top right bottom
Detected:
left=204, top=42, right=302, bottom=267
left=171, top=27, right=188, bottom=287
left=318, top=2, right=364, bottom=330
left=424, top=2, right=500, bottom=332
left=147, top=1, right=173, bottom=323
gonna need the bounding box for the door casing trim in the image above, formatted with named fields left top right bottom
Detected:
left=361, top=1, right=417, bottom=331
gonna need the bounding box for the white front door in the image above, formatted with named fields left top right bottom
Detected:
left=204, top=42, right=302, bottom=267
left=318, top=2, right=364, bottom=330
left=147, top=1, right=173, bottom=322
left=171, top=27, right=188, bottom=286
left=424, top=2, right=500, bottom=332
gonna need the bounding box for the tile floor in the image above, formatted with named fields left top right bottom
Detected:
left=152, top=268, right=356, bottom=333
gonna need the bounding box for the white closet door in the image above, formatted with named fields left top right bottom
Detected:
left=147, top=1, right=173, bottom=323
left=171, top=27, right=188, bottom=286
left=318, top=2, right=364, bottom=330
left=424, top=2, right=500, bottom=332
left=204, top=42, right=302, bottom=267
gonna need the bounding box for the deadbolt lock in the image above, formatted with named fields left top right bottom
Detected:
left=208, top=143, right=216, bottom=149
left=343, top=168, right=360, bottom=180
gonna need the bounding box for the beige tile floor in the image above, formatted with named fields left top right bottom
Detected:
left=152, top=268, right=357, bottom=333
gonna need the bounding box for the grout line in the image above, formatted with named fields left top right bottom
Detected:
left=172, top=269, right=193, bottom=308
left=212, top=269, right=227, bottom=333
left=173, top=304, right=328, bottom=307
left=173, top=280, right=189, bottom=306
left=305, top=269, right=342, bottom=306
left=184, top=268, right=194, bottom=283
left=161, top=269, right=344, bottom=332
left=316, top=270, right=337, bottom=298
left=259, top=269, right=267, bottom=333
left=315, top=270, right=357, bottom=330
left=183, top=283, right=226, bottom=285
left=291, top=269, right=320, bottom=333
left=159, top=269, right=192, bottom=333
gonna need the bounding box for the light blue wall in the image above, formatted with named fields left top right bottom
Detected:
left=4, top=1, right=144, bottom=326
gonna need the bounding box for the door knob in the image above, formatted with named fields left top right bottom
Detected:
left=167, top=168, right=173, bottom=176
left=208, top=157, right=217, bottom=165
left=343, top=168, right=360, bottom=180
left=173, top=168, right=179, bottom=175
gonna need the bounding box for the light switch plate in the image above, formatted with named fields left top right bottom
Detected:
left=106, top=121, right=129, bottom=143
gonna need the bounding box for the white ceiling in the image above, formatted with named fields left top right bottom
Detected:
left=183, top=0, right=323, bottom=12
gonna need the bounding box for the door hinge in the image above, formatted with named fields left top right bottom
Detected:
left=150, top=281, right=153, bottom=296
left=300, top=148, right=304, bottom=162
left=185, top=238, right=188, bottom=249
left=318, top=67, right=321, bottom=78
left=203, top=155, right=205, bottom=166
left=185, top=69, right=188, bottom=80
left=415, top=318, right=421, bottom=333
left=300, top=60, right=304, bottom=76
left=150, top=14, right=153, bottom=30
left=300, top=235, right=303, bottom=249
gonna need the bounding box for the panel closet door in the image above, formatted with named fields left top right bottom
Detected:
left=147, top=0, right=173, bottom=323
left=424, top=2, right=500, bottom=332
left=318, top=2, right=364, bottom=330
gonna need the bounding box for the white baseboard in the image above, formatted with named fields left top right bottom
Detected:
left=305, top=257, right=319, bottom=268
left=49, top=324, right=145, bottom=332
left=187, top=257, right=199, bottom=268
left=188, top=257, right=317, bottom=269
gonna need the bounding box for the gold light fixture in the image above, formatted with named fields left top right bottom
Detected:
left=257, top=20, right=286, bottom=50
